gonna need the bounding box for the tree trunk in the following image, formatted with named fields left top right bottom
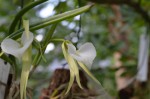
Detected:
left=40, top=68, right=99, bottom=99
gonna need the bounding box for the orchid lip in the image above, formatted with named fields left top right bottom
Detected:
left=67, top=42, right=96, bottom=69
left=1, top=32, right=34, bottom=59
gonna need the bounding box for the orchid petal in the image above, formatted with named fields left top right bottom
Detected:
left=1, top=39, right=22, bottom=58
left=68, top=42, right=96, bottom=69
left=65, top=69, right=75, bottom=94
left=68, top=55, right=82, bottom=89
left=21, top=31, right=33, bottom=45
left=68, top=43, right=82, bottom=61
left=62, top=42, right=82, bottom=94
left=62, top=42, right=75, bottom=94
left=1, top=32, right=34, bottom=59
left=67, top=44, right=76, bottom=55
left=78, top=61, right=101, bottom=85
left=20, top=32, right=34, bottom=54
left=78, top=43, right=96, bottom=68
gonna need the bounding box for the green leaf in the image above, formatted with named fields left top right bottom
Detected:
left=43, top=24, right=57, bottom=46
left=30, top=4, right=93, bottom=30
left=30, top=24, right=57, bottom=77
left=9, top=4, right=93, bottom=39
left=9, top=0, right=48, bottom=34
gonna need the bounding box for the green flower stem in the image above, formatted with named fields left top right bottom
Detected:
left=30, top=24, right=57, bottom=77
left=30, top=39, right=62, bottom=78
left=43, top=24, right=57, bottom=46
left=20, top=46, right=32, bottom=99
left=50, top=38, right=65, bottom=42
left=9, top=4, right=93, bottom=39
left=8, top=0, right=48, bottom=34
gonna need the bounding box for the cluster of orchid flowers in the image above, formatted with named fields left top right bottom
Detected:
left=1, top=20, right=100, bottom=98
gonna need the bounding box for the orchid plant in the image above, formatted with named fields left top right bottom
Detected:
left=0, top=1, right=106, bottom=98
left=1, top=20, right=33, bottom=99
left=62, top=41, right=101, bottom=94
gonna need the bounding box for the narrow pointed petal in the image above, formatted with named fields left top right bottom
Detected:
left=75, top=68, right=82, bottom=89
left=65, top=69, right=75, bottom=94
left=1, top=39, right=22, bottom=58
left=62, top=42, right=82, bottom=94
left=62, top=42, right=75, bottom=94
left=78, top=61, right=112, bottom=99
left=78, top=62, right=101, bottom=85
left=69, top=56, right=82, bottom=89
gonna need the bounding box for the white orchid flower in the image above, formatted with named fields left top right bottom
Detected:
left=1, top=20, right=33, bottom=99
left=62, top=41, right=101, bottom=94
left=67, top=42, right=96, bottom=69
left=1, top=29, right=33, bottom=59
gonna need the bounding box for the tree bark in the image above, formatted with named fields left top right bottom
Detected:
left=87, top=0, right=150, bottom=24
left=40, top=69, right=99, bottom=99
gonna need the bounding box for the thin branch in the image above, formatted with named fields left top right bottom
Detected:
left=18, top=0, right=24, bottom=29
left=87, top=0, right=150, bottom=24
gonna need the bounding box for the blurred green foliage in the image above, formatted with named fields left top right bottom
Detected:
left=0, top=0, right=150, bottom=98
